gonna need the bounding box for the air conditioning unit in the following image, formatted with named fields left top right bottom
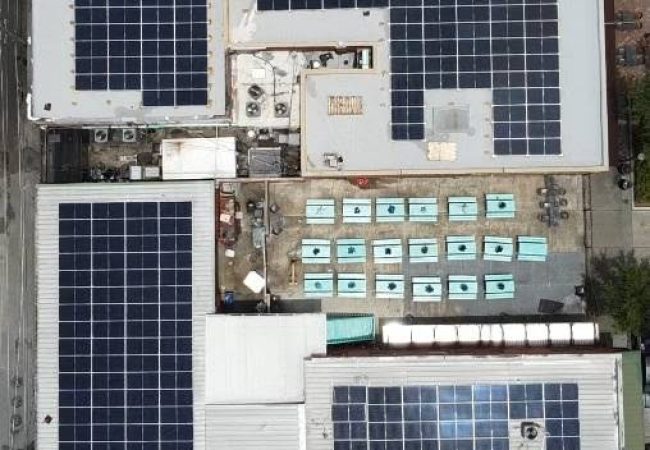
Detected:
left=122, top=128, right=137, bottom=143
left=323, top=152, right=343, bottom=170
left=94, top=128, right=109, bottom=143
left=246, top=102, right=261, bottom=117
left=274, top=102, right=289, bottom=117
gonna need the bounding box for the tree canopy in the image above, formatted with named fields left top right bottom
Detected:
left=584, top=252, right=650, bottom=337
left=630, top=75, right=650, bottom=202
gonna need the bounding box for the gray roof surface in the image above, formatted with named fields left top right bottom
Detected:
left=30, top=0, right=226, bottom=124
left=297, top=0, right=608, bottom=174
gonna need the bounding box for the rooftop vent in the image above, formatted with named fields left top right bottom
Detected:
left=433, top=106, right=470, bottom=134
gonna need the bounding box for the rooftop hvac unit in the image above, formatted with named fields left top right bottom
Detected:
left=274, top=102, right=289, bottom=117
left=94, top=128, right=109, bottom=143
left=122, top=128, right=137, bottom=143
left=248, top=147, right=283, bottom=178
left=246, top=101, right=261, bottom=117
left=248, top=84, right=264, bottom=100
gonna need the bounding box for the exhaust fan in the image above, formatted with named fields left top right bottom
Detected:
left=274, top=102, right=289, bottom=117
left=246, top=102, right=261, bottom=117
left=94, top=128, right=109, bottom=143
left=122, top=128, right=137, bottom=143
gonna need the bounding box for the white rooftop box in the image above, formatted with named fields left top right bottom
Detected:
left=204, top=314, right=326, bottom=404
left=162, top=137, right=237, bottom=180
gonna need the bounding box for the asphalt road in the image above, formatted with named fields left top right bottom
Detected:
left=0, top=0, right=41, bottom=448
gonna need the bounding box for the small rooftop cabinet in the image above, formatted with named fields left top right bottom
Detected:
left=483, top=236, right=514, bottom=262
left=336, top=239, right=366, bottom=264
left=408, top=238, right=438, bottom=263
left=305, top=199, right=335, bottom=224
left=372, top=239, right=403, bottom=264
left=485, top=274, right=515, bottom=300
left=376, top=274, right=405, bottom=299
left=337, top=273, right=367, bottom=298
left=301, top=239, right=331, bottom=264
left=448, top=196, right=478, bottom=222
left=304, top=273, right=334, bottom=298
left=517, top=236, right=548, bottom=262
left=412, top=277, right=442, bottom=302
left=408, top=198, right=438, bottom=222
left=342, top=198, right=372, bottom=223
left=446, top=235, right=477, bottom=261
left=485, top=193, right=516, bottom=219
left=376, top=198, right=406, bottom=222
left=448, top=275, right=478, bottom=300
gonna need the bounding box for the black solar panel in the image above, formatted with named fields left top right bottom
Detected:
left=58, top=201, right=194, bottom=449
left=74, top=0, right=209, bottom=106
left=332, top=383, right=580, bottom=450
left=257, top=0, right=387, bottom=10
left=256, top=0, right=562, bottom=156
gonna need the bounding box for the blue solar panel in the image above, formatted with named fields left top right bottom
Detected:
left=332, top=383, right=580, bottom=450
left=73, top=1, right=209, bottom=106
left=58, top=201, right=193, bottom=449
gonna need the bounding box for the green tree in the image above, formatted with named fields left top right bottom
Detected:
left=629, top=75, right=650, bottom=202
left=584, top=252, right=650, bottom=336
left=631, top=74, right=650, bottom=143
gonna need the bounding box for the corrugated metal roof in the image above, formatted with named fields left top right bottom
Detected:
left=204, top=314, right=327, bottom=404
left=36, top=181, right=216, bottom=450
left=204, top=404, right=305, bottom=450
left=304, top=353, right=623, bottom=450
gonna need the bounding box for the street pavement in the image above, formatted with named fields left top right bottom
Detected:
left=0, top=0, right=41, bottom=448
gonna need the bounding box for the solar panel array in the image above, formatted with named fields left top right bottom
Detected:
left=256, top=0, right=561, bottom=155
left=332, top=383, right=580, bottom=450
left=58, top=201, right=194, bottom=449
left=257, top=0, right=387, bottom=10
left=389, top=0, right=561, bottom=154
left=73, top=0, right=209, bottom=106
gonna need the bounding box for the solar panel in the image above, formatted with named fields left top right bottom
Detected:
left=332, top=383, right=580, bottom=450
left=73, top=0, right=209, bottom=106
left=256, top=0, right=388, bottom=11
left=389, top=1, right=561, bottom=154
left=58, top=201, right=194, bottom=449
left=256, top=0, right=561, bottom=155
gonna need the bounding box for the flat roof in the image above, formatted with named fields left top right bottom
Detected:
left=30, top=0, right=226, bottom=125
left=204, top=314, right=327, bottom=405
left=227, top=0, right=609, bottom=174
